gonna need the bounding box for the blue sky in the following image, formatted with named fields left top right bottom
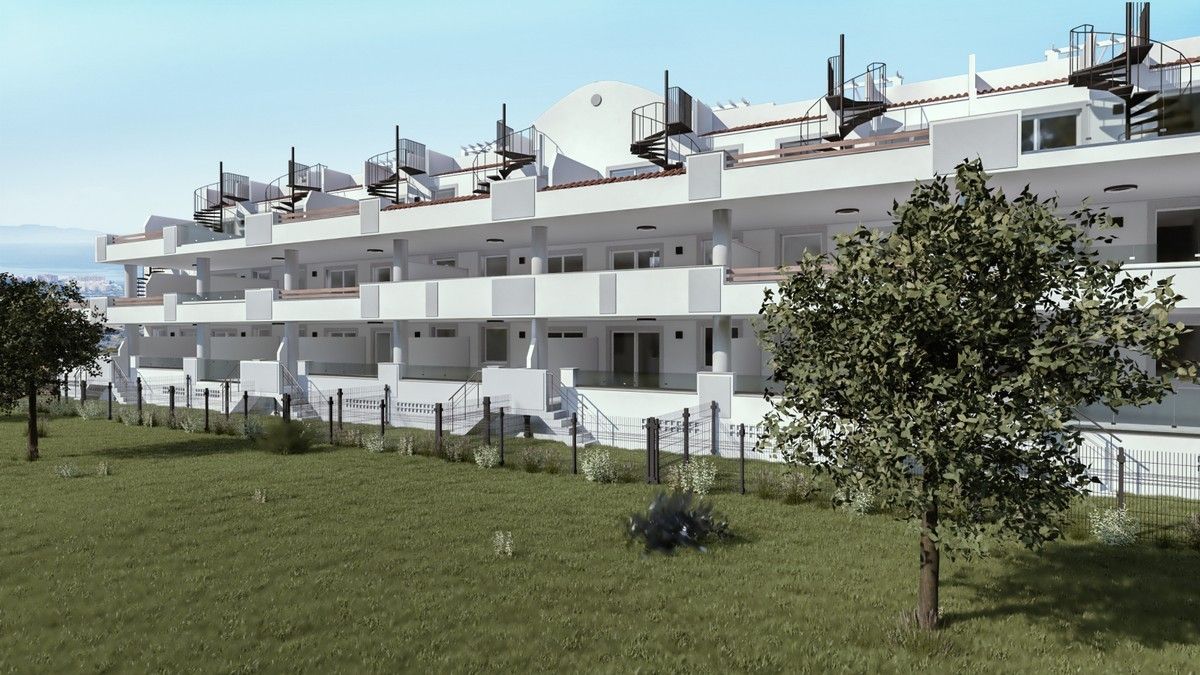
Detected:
left=2, top=0, right=1198, bottom=234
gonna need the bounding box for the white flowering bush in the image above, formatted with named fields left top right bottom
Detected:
left=119, top=407, right=140, bottom=426
left=474, top=445, right=501, bottom=468
left=493, top=530, right=514, bottom=557
left=835, top=485, right=877, bottom=516
left=178, top=412, right=202, bottom=434
left=398, top=435, right=415, bottom=456
left=252, top=488, right=268, bottom=504
left=55, top=464, right=78, bottom=479
left=1090, top=506, right=1139, bottom=546
left=96, top=461, right=110, bottom=477
left=580, top=448, right=618, bottom=483
left=363, top=434, right=390, bottom=453
left=75, top=401, right=105, bottom=420
left=666, top=457, right=718, bottom=495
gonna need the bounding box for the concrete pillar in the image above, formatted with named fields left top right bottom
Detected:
left=282, top=322, right=299, bottom=375
left=195, top=324, right=209, bottom=359
left=712, top=208, right=732, bottom=267
left=391, top=320, right=407, bottom=370
left=392, top=239, right=409, bottom=282
left=526, top=318, right=548, bottom=370
left=530, top=225, right=548, bottom=275
left=195, top=257, right=210, bottom=295
left=123, top=265, right=138, bottom=298
left=283, top=249, right=299, bottom=291
left=712, top=315, right=732, bottom=373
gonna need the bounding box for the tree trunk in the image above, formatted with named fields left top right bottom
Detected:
left=917, top=503, right=940, bottom=629
left=27, top=381, right=39, bottom=462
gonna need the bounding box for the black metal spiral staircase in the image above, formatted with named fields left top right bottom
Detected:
left=261, top=148, right=324, bottom=214
left=364, top=127, right=427, bottom=203
left=136, top=267, right=164, bottom=297
left=473, top=104, right=538, bottom=195
left=1068, top=2, right=1193, bottom=140
left=192, top=162, right=249, bottom=232
left=629, top=71, right=695, bottom=169
left=822, top=35, right=888, bottom=141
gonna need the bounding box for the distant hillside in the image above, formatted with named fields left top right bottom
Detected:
left=0, top=224, right=120, bottom=279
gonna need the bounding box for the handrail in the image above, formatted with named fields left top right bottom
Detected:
left=279, top=287, right=359, bottom=299
left=729, top=128, right=929, bottom=169
left=549, top=370, right=620, bottom=447
left=259, top=161, right=325, bottom=212
left=111, top=230, right=165, bottom=244
left=111, top=295, right=164, bottom=306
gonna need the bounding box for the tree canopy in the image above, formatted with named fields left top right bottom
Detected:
left=0, top=273, right=109, bottom=460
left=757, top=160, right=1195, bottom=628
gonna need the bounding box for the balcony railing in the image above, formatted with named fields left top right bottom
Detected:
left=177, top=290, right=247, bottom=302
left=1078, top=386, right=1200, bottom=429
left=138, top=356, right=184, bottom=370
left=197, top=358, right=241, bottom=382
left=112, top=295, right=164, bottom=306
left=305, top=361, right=379, bottom=378
left=279, top=287, right=360, bottom=300
left=111, top=230, right=164, bottom=244
left=728, top=128, right=929, bottom=169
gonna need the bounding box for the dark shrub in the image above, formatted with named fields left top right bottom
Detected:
left=521, top=445, right=559, bottom=473
left=258, top=418, right=314, bottom=455
left=626, top=490, right=730, bottom=555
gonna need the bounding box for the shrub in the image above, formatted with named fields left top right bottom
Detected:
left=493, top=530, right=514, bottom=557
left=118, top=407, right=140, bottom=427
left=440, top=436, right=472, bottom=463
left=780, top=470, right=817, bottom=504
left=580, top=448, right=618, bottom=483
left=397, top=435, right=415, bottom=456
left=252, top=488, right=268, bottom=504
left=75, top=401, right=106, bottom=420
left=211, top=415, right=240, bottom=436
left=95, top=461, right=110, bottom=477
left=626, top=490, right=730, bottom=555
left=1090, top=506, right=1139, bottom=546
left=617, top=460, right=640, bottom=484
left=242, top=415, right=266, bottom=441
left=835, top=485, right=878, bottom=516
left=40, top=397, right=77, bottom=418
left=177, top=412, right=203, bottom=434
left=752, top=469, right=781, bottom=499
left=1184, top=513, right=1200, bottom=552
left=666, top=457, right=718, bottom=495
left=521, top=445, right=560, bottom=473
left=258, top=419, right=314, bottom=455
left=475, top=445, right=501, bottom=468
left=363, top=434, right=390, bottom=453
left=55, top=464, right=78, bottom=479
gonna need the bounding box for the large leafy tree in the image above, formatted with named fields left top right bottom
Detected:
left=758, top=161, right=1194, bottom=630
left=0, top=274, right=108, bottom=461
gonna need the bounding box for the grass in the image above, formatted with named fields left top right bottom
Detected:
left=1, top=414, right=1199, bottom=673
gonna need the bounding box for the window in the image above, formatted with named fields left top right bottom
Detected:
left=778, top=138, right=819, bottom=150
left=327, top=267, right=357, bottom=288
left=372, top=265, right=391, bottom=283
left=548, top=330, right=585, bottom=338
left=1156, top=208, right=1200, bottom=263
left=483, top=255, right=508, bottom=277
left=431, top=326, right=457, bottom=338
left=251, top=268, right=271, bottom=280
left=1021, top=112, right=1078, bottom=152
left=608, top=165, right=659, bottom=178
left=781, top=233, right=823, bottom=265
left=434, top=187, right=457, bottom=200
left=611, top=249, right=661, bottom=270
left=210, top=328, right=237, bottom=338
left=483, top=326, right=508, bottom=363
left=433, top=257, right=457, bottom=267
left=326, top=328, right=358, bottom=338
left=548, top=253, right=584, bottom=273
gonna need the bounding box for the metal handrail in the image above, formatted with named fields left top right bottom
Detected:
left=548, top=370, right=620, bottom=447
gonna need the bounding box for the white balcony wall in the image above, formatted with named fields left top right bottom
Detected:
left=299, top=337, right=370, bottom=364
left=274, top=297, right=360, bottom=323
left=211, top=337, right=279, bottom=360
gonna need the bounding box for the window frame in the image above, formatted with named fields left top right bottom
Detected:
left=1020, top=109, right=1080, bottom=153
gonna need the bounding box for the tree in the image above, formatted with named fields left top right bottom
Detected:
left=757, top=161, right=1195, bottom=630
left=0, top=274, right=108, bottom=461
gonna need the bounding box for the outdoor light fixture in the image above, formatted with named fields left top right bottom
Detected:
left=835, top=207, right=860, bottom=214
left=1104, top=183, right=1138, bottom=193
left=486, top=237, right=504, bottom=243
left=367, top=248, right=383, bottom=253
left=270, top=256, right=285, bottom=261
left=636, top=225, right=656, bottom=231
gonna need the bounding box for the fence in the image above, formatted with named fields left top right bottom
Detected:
left=1073, top=442, right=1200, bottom=542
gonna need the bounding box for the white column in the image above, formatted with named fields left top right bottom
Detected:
left=712, top=315, right=732, bottom=373
left=391, top=320, right=407, bottom=368
left=530, top=225, right=548, bottom=275
left=125, top=323, right=141, bottom=374
left=123, top=265, right=138, bottom=298
left=282, top=322, right=299, bottom=375
left=283, top=249, right=299, bottom=291
left=712, top=208, right=732, bottom=267
left=195, top=324, right=209, bottom=359
left=391, top=239, right=409, bottom=282
left=195, top=257, right=210, bottom=295
left=527, top=318, right=547, bottom=370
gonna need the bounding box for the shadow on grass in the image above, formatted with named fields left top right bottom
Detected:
left=93, top=435, right=256, bottom=460
left=949, top=542, right=1200, bottom=649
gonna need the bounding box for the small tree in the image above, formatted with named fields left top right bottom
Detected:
left=758, top=161, right=1194, bottom=630
left=0, top=274, right=108, bottom=460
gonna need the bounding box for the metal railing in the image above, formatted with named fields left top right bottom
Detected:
left=305, top=362, right=379, bottom=378
left=176, top=290, right=246, bottom=302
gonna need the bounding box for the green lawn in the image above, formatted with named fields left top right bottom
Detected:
left=1, top=414, right=1198, bottom=673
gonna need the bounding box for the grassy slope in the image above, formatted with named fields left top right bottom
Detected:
left=0, top=416, right=1197, bottom=673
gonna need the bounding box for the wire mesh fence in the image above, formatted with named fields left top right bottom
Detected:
left=1071, top=443, right=1200, bottom=543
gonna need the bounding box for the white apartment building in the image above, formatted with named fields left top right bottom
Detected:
left=89, top=4, right=1200, bottom=449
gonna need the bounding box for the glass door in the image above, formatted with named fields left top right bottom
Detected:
left=374, top=331, right=391, bottom=363
left=611, top=331, right=660, bottom=387
left=483, top=326, right=509, bottom=365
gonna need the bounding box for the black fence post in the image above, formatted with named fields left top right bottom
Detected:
left=498, top=408, right=505, bottom=466
left=384, top=385, right=390, bottom=426
left=328, top=396, right=334, bottom=444
left=483, top=396, right=492, bottom=446
left=242, top=391, right=249, bottom=429
left=710, top=400, right=719, bottom=456
left=337, top=388, right=343, bottom=430
left=204, top=388, right=210, bottom=432
left=185, top=375, right=192, bottom=408
left=571, top=412, right=578, bottom=474
left=646, top=416, right=656, bottom=484
left=1117, top=446, right=1127, bottom=509
left=223, top=380, right=230, bottom=419
left=168, top=385, right=176, bottom=422
left=682, top=408, right=690, bottom=463
left=282, top=393, right=291, bottom=422
left=136, top=377, right=143, bottom=423
left=654, top=418, right=661, bottom=484
left=107, top=382, right=113, bottom=420
left=738, top=423, right=746, bottom=495
left=523, top=414, right=532, bottom=439
left=81, top=380, right=88, bottom=402
left=435, top=402, right=444, bottom=455
left=380, top=399, right=386, bottom=438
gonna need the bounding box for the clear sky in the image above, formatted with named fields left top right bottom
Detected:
left=2, top=0, right=1198, bottom=234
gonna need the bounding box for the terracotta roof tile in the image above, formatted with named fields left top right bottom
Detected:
left=430, top=162, right=501, bottom=177
left=889, top=91, right=970, bottom=108
left=382, top=193, right=489, bottom=211
left=541, top=167, right=685, bottom=192
left=703, top=115, right=824, bottom=136
left=976, top=77, right=1068, bottom=96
